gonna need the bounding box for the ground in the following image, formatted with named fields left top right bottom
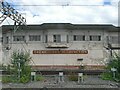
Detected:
left=1, top=75, right=120, bottom=89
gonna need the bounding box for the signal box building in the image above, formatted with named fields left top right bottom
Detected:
left=1, top=23, right=119, bottom=70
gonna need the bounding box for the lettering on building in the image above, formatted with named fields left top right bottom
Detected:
left=33, top=50, right=88, bottom=54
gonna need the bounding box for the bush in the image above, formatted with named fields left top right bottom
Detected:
left=2, top=75, right=20, bottom=83
left=10, top=51, right=32, bottom=83
left=115, top=73, right=120, bottom=82
left=2, top=76, right=12, bottom=83
left=101, top=53, right=120, bottom=82
left=101, top=72, right=113, bottom=80
left=0, top=64, right=7, bottom=71
left=20, top=75, right=30, bottom=83
left=36, top=75, right=44, bottom=81
left=21, top=66, right=31, bottom=77
left=68, top=74, right=78, bottom=81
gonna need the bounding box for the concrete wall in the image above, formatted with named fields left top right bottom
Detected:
left=0, top=27, right=2, bottom=65
left=2, top=28, right=118, bottom=67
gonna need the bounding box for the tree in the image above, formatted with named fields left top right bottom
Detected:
left=10, top=51, right=32, bottom=83
left=102, top=53, right=120, bottom=82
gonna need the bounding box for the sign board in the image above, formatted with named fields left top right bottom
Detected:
left=111, top=68, right=117, bottom=72
left=78, top=73, right=83, bottom=77
left=31, top=72, right=36, bottom=76
left=33, top=50, right=88, bottom=54
left=59, top=72, right=63, bottom=76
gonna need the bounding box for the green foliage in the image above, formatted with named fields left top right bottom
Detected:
left=101, top=53, right=120, bottom=82
left=68, top=71, right=78, bottom=81
left=10, top=51, right=32, bottom=83
left=11, top=51, right=31, bottom=68
left=101, top=72, right=113, bottom=80
left=2, top=75, right=30, bottom=83
left=2, top=76, right=12, bottom=83
left=36, top=75, right=44, bottom=81
left=68, top=74, right=78, bottom=81
left=114, top=54, right=120, bottom=74
left=20, top=75, right=30, bottom=83
left=2, top=51, right=33, bottom=83
left=0, top=64, right=8, bottom=71
left=115, top=73, right=120, bottom=82
left=21, top=66, right=31, bottom=76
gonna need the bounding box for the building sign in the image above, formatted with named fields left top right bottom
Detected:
left=33, top=50, right=88, bottom=54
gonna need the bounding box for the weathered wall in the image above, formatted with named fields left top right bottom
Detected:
left=2, top=28, right=113, bottom=67
left=0, top=27, right=2, bottom=65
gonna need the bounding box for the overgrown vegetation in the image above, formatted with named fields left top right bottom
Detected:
left=68, top=72, right=78, bottom=81
left=36, top=75, right=44, bottom=81
left=2, top=51, right=32, bottom=83
left=101, top=53, right=120, bottom=82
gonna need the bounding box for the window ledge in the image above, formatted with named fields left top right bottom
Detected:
left=45, top=42, right=69, bottom=48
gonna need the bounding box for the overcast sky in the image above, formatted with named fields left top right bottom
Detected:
left=0, top=0, right=119, bottom=26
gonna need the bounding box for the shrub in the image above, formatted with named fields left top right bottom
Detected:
left=10, top=51, right=32, bottom=83
left=2, top=76, right=12, bottom=83
left=101, top=53, right=120, bottom=82
left=115, top=73, right=120, bottom=82
left=68, top=74, right=78, bottom=81
left=36, top=75, right=44, bottom=81
left=0, top=64, right=7, bottom=71
left=2, top=75, right=21, bottom=83
left=20, top=75, right=30, bottom=83
left=1, top=51, right=32, bottom=83
left=101, top=72, right=113, bottom=80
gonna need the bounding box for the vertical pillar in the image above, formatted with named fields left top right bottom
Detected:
left=111, top=68, right=117, bottom=79
left=31, top=72, right=36, bottom=81
left=58, top=72, right=64, bottom=83
left=78, top=73, right=83, bottom=83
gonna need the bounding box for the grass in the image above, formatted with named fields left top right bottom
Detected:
left=1, top=74, right=45, bottom=83
left=68, top=74, right=78, bottom=81
left=36, top=75, right=44, bottom=81
left=101, top=72, right=113, bottom=80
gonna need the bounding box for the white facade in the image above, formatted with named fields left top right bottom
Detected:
left=1, top=23, right=119, bottom=70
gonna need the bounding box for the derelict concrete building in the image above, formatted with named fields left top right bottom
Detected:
left=1, top=23, right=119, bottom=70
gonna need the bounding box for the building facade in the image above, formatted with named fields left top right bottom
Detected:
left=0, top=27, right=2, bottom=64
left=1, top=23, right=119, bottom=70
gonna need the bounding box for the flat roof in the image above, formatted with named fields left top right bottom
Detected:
left=1, top=23, right=119, bottom=31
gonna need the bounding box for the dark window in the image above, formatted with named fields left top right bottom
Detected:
left=90, top=35, right=101, bottom=41
left=13, top=36, right=25, bottom=41
left=0, top=37, right=3, bottom=42
left=73, top=35, right=85, bottom=41
left=53, top=35, right=61, bottom=43
left=5, top=37, right=9, bottom=44
left=29, top=35, right=41, bottom=41
left=67, top=35, right=69, bottom=43
left=45, top=35, right=48, bottom=43
left=98, top=36, right=101, bottom=41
